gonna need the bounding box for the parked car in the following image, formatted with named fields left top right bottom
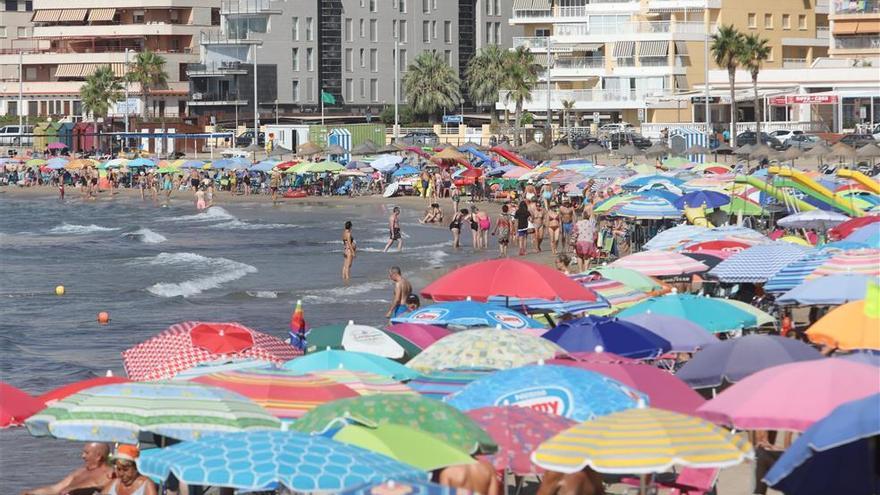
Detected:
left=608, top=132, right=652, bottom=150
left=235, top=131, right=265, bottom=147
left=785, top=133, right=821, bottom=151
left=735, top=131, right=785, bottom=150
left=771, top=129, right=803, bottom=143
left=0, top=125, right=34, bottom=147
left=398, top=131, right=439, bottom=146
left=872, top=123, right=880, bottom=141
left=567, top=134, right=601, bottom=149
left=599, top=123, right=635, bottom=134
left=839, top=133, right=876, bottom=148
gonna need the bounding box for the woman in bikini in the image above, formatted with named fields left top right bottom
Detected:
left=476, top=208, right=491, bottom=250
left=547, top=206, right=561, bottom=255
left=470, top=206, right=483, bottom=250
left=449, top=208, right=469, bottom=249
left=342, top=220, right=356, bottom=281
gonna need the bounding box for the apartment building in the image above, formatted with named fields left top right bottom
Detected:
left=0, top=0, right=221, bottom=119
left=0, top=0, right=34, bottom=52
left=187, top=0, right=521, bottom=121
left=829, top=0, right=880, bottom=59
left=499, top=0, right=830, bottom=126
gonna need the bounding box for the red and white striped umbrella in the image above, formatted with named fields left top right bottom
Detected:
left=122, top=321, right=301, bottom=381
left=806, top=248, right=880, bottom=280
left=610, top=250, right=709, bottom=277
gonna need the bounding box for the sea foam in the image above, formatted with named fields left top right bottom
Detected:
left=143, top=252, right=257, bottom=298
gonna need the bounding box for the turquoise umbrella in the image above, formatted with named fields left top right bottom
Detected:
left=281, top=350, right=421, bottom=381
left=617, top=294, right=757, bottom=333
left=137, top=430, right=426, bottom=492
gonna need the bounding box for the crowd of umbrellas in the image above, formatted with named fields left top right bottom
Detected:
left=3, top=211, right=879, bottom=494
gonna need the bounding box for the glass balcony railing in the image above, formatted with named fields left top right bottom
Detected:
left=832, top=0, right=880, bottom=14
left=834, top=35, right=880, bottom=49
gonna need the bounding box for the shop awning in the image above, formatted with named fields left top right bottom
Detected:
left=58, top=9, right=88, bottom=22
left=674, top=41, right=689, bottom=56
left=110, top=63, right=126, bottom=77
left=855, top=20, right=880, bottom=34
left=640, top=40, right=669, bottom=57
left=87, top=8, right=116, bottom=22
left=32, top=10, right=61, bottom=22
left=833, top=21, right=859, bottom=34
left=512, top=0, right=550, bottom=10
left=613, top=41, right=635, bottom=57
left=55, top=64, right=83, bottom=78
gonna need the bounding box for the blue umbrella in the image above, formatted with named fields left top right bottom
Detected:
left=46, top=157, right=68, bottom=169
left=251, top=160, right=279, bottom=172
left=341, top=480, right=466, bottom=495
left=642, top=225, right=710, bottom=250
left=619, top=314, right=717, bottom=353
left=128, top=157, right=156, bottom=168
left=764, top=394, right=880, bottom=495
left=280, top=349, right=421, bottom=381
left=392, top=165, right=420, bottom=177
left=675, top=335, right=822, bottom=388
left=613, top=195, right=682, bottom=220
left=391, top=301, right=545, bottom=330
left=764, top=251, right=833, bottom=294
left=835, top=350, right=880, bottom=367
left=673, top=190, right=730, bottom=209
left=621, top=174, right=684, bottom=190
left=487, top=296, right=610, bottom=315
left=407, top=370, right=490, bottom=400
left=616, top=294, right=757, bottom=333
left=137, top=430, right=426, bottom=492
left=541, top=316, right=671, bottom=359
left=180, top=160, right=205, bottom=169
left=846, top=224, right=880, bottom=246
left=777, top=274, right=873, bottom=305
left=444, top=364, right=647, bottom=421
left=708, top=243, right=812, bottom=283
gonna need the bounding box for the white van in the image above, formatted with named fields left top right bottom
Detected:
left=0, top=125, right=34, bottom=146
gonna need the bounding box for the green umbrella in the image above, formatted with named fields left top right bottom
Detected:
left=594, top=194, right=632, bottom=214
left=586, top=267, right=663, bottom=292
left=333, top=423, right=476, bottom=471
left=723, top=299, right=777, bottom=327
left=300, top=160, right=345, bottom=174
left=292, top=393, right=497, bottom=455
left=26, top=158, right=47, bottom=166
left=718, top=196, right=767, bottom=216
left=306, top=323, right=420, bottom=361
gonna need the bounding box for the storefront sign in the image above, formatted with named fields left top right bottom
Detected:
left=769, top=95, right=839, bottom=105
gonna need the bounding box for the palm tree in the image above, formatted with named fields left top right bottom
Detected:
left=126, top=50, right=169, bottom=118
left=739, top=33, right=771, bottom=139
left=502, top=46, right=539, bottom=146
left=80, top=66, right=123, bottom=152
left=561, top=99, right=575, bottom=129
left=711, top=25, right=745, bottom=147
left=466, top=45, right=508, bottom=128
left=403, top=51, right=461, bottom=124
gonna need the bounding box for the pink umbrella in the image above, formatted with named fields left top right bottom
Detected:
left=559, top=352, right=639, bottom=364
left=697, top=359, right=880, bottom=432
left=549, top=359, right=706, bottom=414
left=385, top=323, right=451, bottom=350
left=610, top=251, right=709, bottom=277
left=47, top=142, right=68, bottom=150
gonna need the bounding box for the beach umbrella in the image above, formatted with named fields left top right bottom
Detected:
left=250, top=160, right=279, bottom=172
left=547, top=143, right=577, bottom=158
left=467, top=407, right=575, bottom=475
left=127, top=157, right=156, bottom=168
left=303, top=322, right=409, bottom=359
left=722, top=299, right=777, bottom=327
left=408, top=370, right=490, bottom=400
left=764, top=394, right=880, bottom=495
left=179, top=159, right=204, bottom=169
left=713, top=143, right=733, bottom=154
left=297, top=141, right=323, bottom=155
left=764, top=250, right=834, bottom=293
left=324, top=143, right=346, bottom=155
left=25, top=381, right=280, bottom=443
left=310, top=370, right=415, bottom=396
left=675, top=335, right=822, bottom=389
left=516, top=140, right=545, bottom=154
left=293, top=393, right=497, bottom=454
left=38, top=376, right=130, bottom=405
left=445, top=365, right=646, bottom=421
left=102, top=158, right=128, bottom=168
left=532, top=408, right=752, bottom=483
left=342, top=480, right=473, bottom=495
left=616, top=144, right=641, bottom=157
left=332, top=423, right=475, bottom=471
left=268, top=144, right=291, bottom=157
left=550, top=359, right=705, bottom=414
left=431, top=146, right=469, bottom=163
left=121, top=321, right=299, bottom=381
left=804, top=142, right=831, bottom=159
left=829, top=216, right=880, bottom=240
left=855, top=142, right=880, bottom=159
left=719, top=195, right=769, bottom=216
left=407, top=328, right=563, bottom=372
left=640, top=225, right=714, bottom=251
left=570, top=274, right=652, bottom=309
left=25, top=158, right=46, bottom=166
left=681, top=251, right=726, bottom=269
left=749, top=144, right=774, bottom=160
left=64, top=158, right=98, bottom=170
left=542, top=316, right=671, bottom=359
left=837, top=350, right=880, bottom=366
left=708, top=243, right=811, bottom=283
left=376, top=143, right=402, bottom=154
left=806, top=248, right=880, bottom=279
left=673, top=190, right=730, bottom=209
left=619, top=314, right=717, bottom=353
left=369, top=154, right=403, bottom=172
left=613, top=195, right=683, bottom=220
left=829, top=142, right=857, bottom=160
left=778, top=274, right=872, bottom=306
left=661, top=156, right=692, bottom=169
left=281, top=349, right=420, bottom=381
left=46, top=157, right=68, bottom=169
left=585, top=267, right=665, bottom=292
left=684, top=144, right=711, bottom=155
left=137, top=430, right=424, bottom=492
left=778, top=210, right=850, bottom=230
left=421, top=259, right=598, bottom=303
left=782, top=146, right=803, bottom=163
left=683, top=239, right=753, bottom=254
left=696, top=359, right=879, bottom=431
left=621, top=174, right=685, bottom=191
left=806, top=296, right=880, bottom=351
left=610, top=251, right=708, bottom=277
left=733, top=144, right=754, bottom=155
left=844, top=223, right=880, bottom=246
left=299, top=160, right=345, bottom=173
left=0, top=383, right=43, bottom=428
left=385, top=323, right=451, bottom=350
left=644, top=142, right=671, bottom=157
left=617, top=294, right=757, bottom=333
left=391, top=165, right=420, bottom=177
left=392, top=300, right=545, bottom=330
left=578, top=143, right=608, bottom=157
left=352, top=140, right=379, bottom=155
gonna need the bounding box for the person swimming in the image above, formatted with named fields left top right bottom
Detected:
left=385, top=266, right=412, bottom=319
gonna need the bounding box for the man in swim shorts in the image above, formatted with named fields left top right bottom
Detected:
left=559, top=199, right=576, bottom=250
left=385, top=266, right=413, bottom=319
left=383, top=206, right=403, bottom=253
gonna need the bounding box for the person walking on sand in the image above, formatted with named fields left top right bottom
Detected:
left=547, top=205, right=561, bottom=255
left=492, top=204, right=513, bottom=257
left=514, top=201, right=531, bottom=256
left=342, top=220, right=356, bottom=281
left=383, top=206, right=403, bottom=253
left=572, top=206, right=599, bottom=272
left=385, top=266, right=412, bottom=318
left=559, top=199, right=576, bottom=250
left=531, top=202, right=547, bottom=253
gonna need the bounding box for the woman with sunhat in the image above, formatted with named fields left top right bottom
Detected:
left=102, top=445, right=157, bottom=495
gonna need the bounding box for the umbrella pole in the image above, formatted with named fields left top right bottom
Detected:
left=639, top=474, right=647, bottom=495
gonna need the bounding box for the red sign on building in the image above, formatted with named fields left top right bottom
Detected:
left=770, top=95, right=839, bottom=105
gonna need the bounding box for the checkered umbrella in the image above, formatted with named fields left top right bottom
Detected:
left=122, top=321, right=301, bottom=381
left=708, top=243, right=812, bottom=283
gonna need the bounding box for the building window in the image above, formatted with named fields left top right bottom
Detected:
left=306, top=47, right=314, bottom=71
left=370, top=19, right=377, bottom=41
left=345, top=48, right=353, bottom=71
left=370, top=0, right=377, bottom=12
left=0, top=26, right=6, bottom=38
left=400, top=20, right=407, bottom=42
left=535, top=28, right=550, bottom=37
left=292, top=48, right=299, bottom=71
left=431, top=20, right=437, bottom=39
left=767, top=47, right=774, bottom=62
left=306, top=77, right=313, bottom=100
left=133, top=10, right=145, bottom=23
left=493, top=0, right=500, bottom=17
left=25, top=67, right=36, bottom=80
left=306, top=17, right=313, bottom=40
left=17, top=26, right=28, bottom=38
left=370, top=79, right=378, bottom=102
left=359, top=48, right=366, bottom=67
left=485, top=22, right=493, bottom=44
left=4, top=0, right=15, bottom=11
left=393, top=19, right=397, bottom=38
left=748, top=13, right=756, bottom=29
left=764, top=13, right=773, bottom=29
left=444, top=21, right=452, bottom=43
left=423, top=0, right=429, bottom=13
left=360, top=78, right=365, bottom=98
left=370, top=48, right=378, bottom=72
left=359, top=19, right=365, bottom=37
left=494, top=22, right=501, bottom=44
left=486, top=0, right=493, bottom=15
left=432, top=0, right=437, bottom=9
left=400, top=48, right=407, bottom=70
left=423, top=21, right=430, bottom=42
left=291, top=17, right=299, bottom=40
left=345, top=18, right=353, bottom=42
left=444, top=50, right=451, bottom=64
left=399, top=0, right=406, bottom=13
left=292, top=80, right=300, bottom=101
left=782, top=14, right=790, bottom=29
left=345, top=79, right=353, bottom=100
left=798, top=14, right=807, bottom=29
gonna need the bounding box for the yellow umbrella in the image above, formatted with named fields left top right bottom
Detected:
left=806, top=283, right=880, bottom=350
left=780, top=235, right=812, bottom=247
left=64, top=159, right=98, bottom=171
left=532, top=408, right=752, bottom=479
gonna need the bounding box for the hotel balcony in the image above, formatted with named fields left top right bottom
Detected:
left=540, top=55, right=688, bottom=79
left=32, top=23, right=205, bottom=39
left=496, top=88, right=678, bottom=111
left=187, top=61, right=249, bottom=77
left=830, top=0, right=880, bottom=16
left=829, top=34, right=880, bottom=55
left=199, top=30, right=262, bottom=45
left=782, top=57, right=809, bottom=68
left=514, top=21, right=707, bottom=49
left=647, top=0, right=722, bottom=11
left=817, top=0, right=830, bottom=14
left=221, top=0, right=282, bottom=16
left=189, top=91, right=248, bottom=106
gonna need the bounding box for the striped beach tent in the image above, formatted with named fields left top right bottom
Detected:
left=764, top=251, right=833, bottom=294
left=328, top=128, right=352, bottom=163
left=805, top=248, right=880, bottom=280
left=669, top=128, right=707, bottom=164
left=709, top=243, right=812, bottom=283
left=610, top=251, right=709, bottom=277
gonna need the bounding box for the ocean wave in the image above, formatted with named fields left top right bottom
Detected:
left=48, top=223, right=120, bottom=235
left=206, top=220, right=296, bottom=230
left=160, top=206, right=236, bottom=223
left=126, top=228, right=167, bottom=244
left=246, top=290, right=279, bottom=299
left=302, top=280, right=389, bottom=304
left=142, top=252, right=258, bottom=298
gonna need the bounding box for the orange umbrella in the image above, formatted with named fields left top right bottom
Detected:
left=64, top=159, right=98, bottom=170
left=806, top=282, right=880, bottom=350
